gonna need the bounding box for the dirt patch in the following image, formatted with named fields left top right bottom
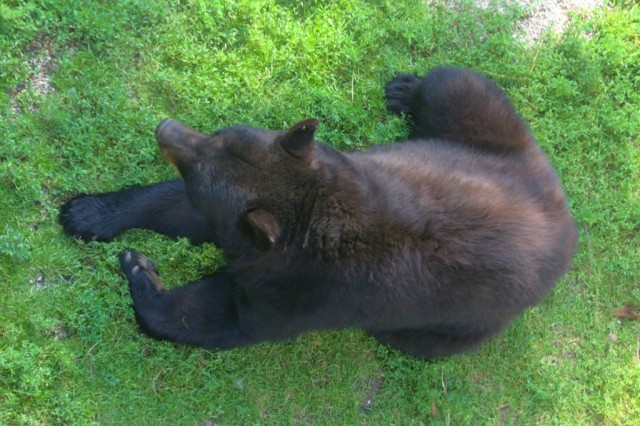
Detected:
left=498, top=404, right=517, bottom=424
left=29, top=272, right=46, bottom=289
left=51, top=322, right=71, bottom=340
left=356, top=374, right=385, bottom=413
left=514, top=0, right=604, bottom=44
left=475, top=0, right=605, bottom=44
left=11, top=34, right=59, bottom=114
left=293, top=413, right=316, bottom=426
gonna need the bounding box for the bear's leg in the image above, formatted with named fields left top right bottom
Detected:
left=60, top=179, right=217, bottom=244
left=384, top=67, right=531, bottom=152
left=369, top=324, right=505, bottom=359
left=120, top=250, right=261, bottom=349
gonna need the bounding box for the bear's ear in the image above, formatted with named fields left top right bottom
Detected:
left=244, top=209, right=281, bottom=251
left=279, top=118, right=319, bottom=158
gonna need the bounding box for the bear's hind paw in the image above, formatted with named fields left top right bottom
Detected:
left=120, top=250, right=166, bottom=294
left=384, top=73, right=420, bottom=115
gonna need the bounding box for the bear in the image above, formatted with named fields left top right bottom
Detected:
left=60, top=67, right=577, bottom=359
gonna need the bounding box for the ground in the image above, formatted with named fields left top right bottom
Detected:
left=1, top=1, right=638, bottom=425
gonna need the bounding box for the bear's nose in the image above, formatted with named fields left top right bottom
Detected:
left=155, top=119, right=207, bottom=150
left=155, top=119, right=209, bottom=170
left=155, top=118, right=174, bottom=140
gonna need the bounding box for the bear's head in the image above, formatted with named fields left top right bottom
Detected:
left=155, top=118, right=339, bottom=255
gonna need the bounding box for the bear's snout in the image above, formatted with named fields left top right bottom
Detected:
left=155, top=119, right=208, bottom=168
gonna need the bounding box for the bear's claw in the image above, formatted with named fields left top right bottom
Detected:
left=119, top=250, right=165, bottom=293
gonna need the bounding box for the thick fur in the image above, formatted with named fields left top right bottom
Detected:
left=60, top=67, right=577, bottom=358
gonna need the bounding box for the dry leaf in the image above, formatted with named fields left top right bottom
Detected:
left=613, top=303, right=640, bottom=321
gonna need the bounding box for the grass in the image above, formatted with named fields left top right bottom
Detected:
left=1, top=0, right=639, bottom=424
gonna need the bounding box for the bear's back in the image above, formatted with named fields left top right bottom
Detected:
left=341, top=139, right=577, bottom=313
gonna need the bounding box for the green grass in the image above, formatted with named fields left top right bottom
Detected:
left=1, top=0, right=639, bottom=424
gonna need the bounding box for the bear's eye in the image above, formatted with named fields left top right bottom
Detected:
left=224, top=142, right=262, bottom=168
left=230, top=152, right=254, bottom=167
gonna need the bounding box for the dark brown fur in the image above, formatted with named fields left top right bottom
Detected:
left=60, top=67, right=577, bottom=358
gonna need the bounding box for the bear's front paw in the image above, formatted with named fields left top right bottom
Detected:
left=119, top=250, right=166, bottom=295
left=384, top=73, right=421, bottom=115
left=59, top=195, right=121, bottom=242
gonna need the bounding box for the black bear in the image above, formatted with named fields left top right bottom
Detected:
left=60, top=67, right=577, bottom=358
